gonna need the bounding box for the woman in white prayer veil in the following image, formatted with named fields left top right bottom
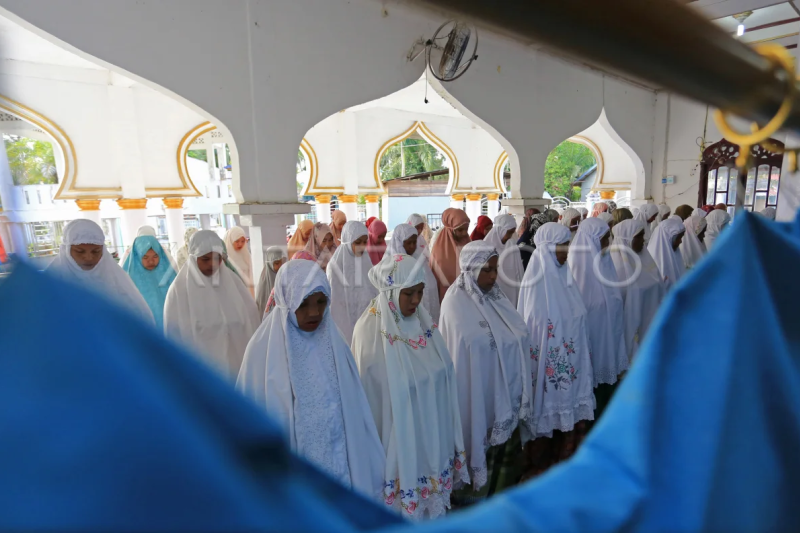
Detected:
left=164, top=230, right=260, bottom=380
left=680, top=215, right=707, bottom=269
left=483, top=214, right=524, bottom=307
left=255, top=246, right=288, bottom=315
left=634, top=203, right=660, bottom=244
left=175, top=227, right=198, bottom=271
left=406, top=215, right=441, bottom=322
left=647, top=217, right=686, bottom=291
left=610, top=219, right=665, bottom=361
left=558, top=207, right=582, bottom=240
left=705, top=209, right=731, bottom=250
left=568, top=217, right=628, bottom=416
left=224, top=227, right=254, bottom=296
left=48, top=219, right=154, bottom=324
left=440, top=241, right=533, bottom=498
left=237, top=259, right=385, bottom=501
left=693, top=207, right=708, bottom=219
left=650, top=204, right=671, bottom=235
left=517, top=223, right=594, bottom=475
left=326, top=221, right=377, bottom=342
left=352, top=254, right=468, bottom=520
left=407, top=213, right=433, bottom=247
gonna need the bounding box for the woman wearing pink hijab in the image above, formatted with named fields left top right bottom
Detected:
left=429, top=208, right=471, bottom=302
left=366, top=219, right=387, bottom=265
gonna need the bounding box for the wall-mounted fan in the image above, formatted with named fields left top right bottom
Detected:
left=409, top=21, right=479, bottom=82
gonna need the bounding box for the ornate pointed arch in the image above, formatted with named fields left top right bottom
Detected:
left=0, top=95, right=80, bottom=199
left=373, top=121, right=460, bottom=194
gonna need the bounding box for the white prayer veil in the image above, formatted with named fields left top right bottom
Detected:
left=680, top=215, right=707, bottom=269
left=705, top=209, right=731, bottom=250
left=483, top=214, right=524, bottom=307
left=568, top=217, right=628, bottom=386
left=634, top=203, right=659, bottom=243
left=224, top=227, right=253, bottom=292
left=255, top=246, right=288, bottom=315
left=48, top=219, right=153, bottom=324
left=327, top=221, right=377, bottom=343
left=517, top=223, right=595, bottom=437
left=610, top=219, right=665, bottom=361
left=692, top=207, right=708, bottom=219
left=647, top=217, right=686, bottom=292
left=164, top=230, right=260, bottom=379
left=237, top=259, right=385, bottom=500
left=405, top=215, right=441, bottom=322
left=352, top=254, right=468, bottom=520
left=440, top=241, right=533, bottom=490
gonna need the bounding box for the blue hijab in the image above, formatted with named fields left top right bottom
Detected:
left=122, top=235, right=177, bottom=328
left=1, top=211, right=800, bottom=531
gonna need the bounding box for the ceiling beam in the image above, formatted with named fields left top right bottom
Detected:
left=690, top=0, right=787, bottom=20
left=404, top=0, right=800, bottom=134
left=742, top=16, right=800, bottom=32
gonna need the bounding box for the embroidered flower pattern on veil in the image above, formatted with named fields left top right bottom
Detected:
left=383, top=450, right=467, bottom=516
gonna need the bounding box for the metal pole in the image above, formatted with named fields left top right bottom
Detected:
left=408, top=0, right=800, bottom=133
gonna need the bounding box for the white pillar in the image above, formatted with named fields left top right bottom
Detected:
left=199, top=214, right=211, bottom=230
left=365, top=195, right=380, bottom=220
left=163, top=198, right=185, bottom=255
left=5, top=221, right=27, bottom=258
left=315, top=194, right=332, bottom=224
left=75, top=199, right=102, bottom=225
left=338, top=194, right=358, bottom=222
left=381, top=194, right=391, bottom=223
left=117, top=199, right=148, bottom=248
left=450, top=194, right=465, bottom=211
left=465, top=194, right=482, bottom=231
left=486, top=194, right=501, bottom=221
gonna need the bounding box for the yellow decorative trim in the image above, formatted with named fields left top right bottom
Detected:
left=451, top=194, right=465, bottom=201
left=374, top=121, right=460, bottom=195
left=314, top=194, right=332, bottom=204
left=176, top=122, right=214, bottom=198
left=163, top=198, right=185, bottom=209
left=75, top=199, right=101, bottom=211
left=299, top=138, right=324, bottom=194
left=466, top=193, right=483, bottom=201
left=364, top=194, right=380, bottom=203
left=493, top=152, right=509, bottom=194
left=337, top=194, right=358, bottom=203
left=486, top=193, right=500, bottom=201
left=0, top=96, right=81, bottom=200
left=599, top=190, right=616, bottom=200
left=117, top=198, right=148, bottom=210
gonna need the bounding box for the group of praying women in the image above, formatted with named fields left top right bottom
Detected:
left=46, top=198, right=741, bottom=521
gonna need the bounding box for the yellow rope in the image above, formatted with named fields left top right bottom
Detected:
left=713, top=43, right=797, bottom=168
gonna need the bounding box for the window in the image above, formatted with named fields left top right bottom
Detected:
left=36, top=190, right=42, bottom=204
left=699, top=139, right=782, bottom=215
left=24, top=191, right=29, bottom=204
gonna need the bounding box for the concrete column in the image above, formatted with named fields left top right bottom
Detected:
left=7, top=222, right=27, bottom=258
left=163, top=198, right=185, bottom=255
left=108, top=218, right=121, bottom=251
left=117, top=198, right=148, bottom=249
left=503, top=197, right=552, bottom=228
left=381, top=194, right=390, bottom=223
left=315, top=194, right=332, bottom=224
left=365, top=195, right=380, bottom=220
left=75, top=199, right=102, bottom=225
left=450, top=194, right=465, bottom=211
left=199, top=214, right=211, bottom=230
left=465, top=194, right=483, bottom=231
left=337, top=194, right=358, bottom=222
left=486, top=193, right=500, bottom=221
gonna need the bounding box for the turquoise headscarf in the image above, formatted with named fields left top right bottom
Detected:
left=122, top=235, right=177, bottom=328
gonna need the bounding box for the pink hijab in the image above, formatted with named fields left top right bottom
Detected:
left=430, top=208, right=471, bottom=302
left=330, top=210, right=347, bottom=246
left=591, top=202, right=610, bottom=217
left=367, top=219, right=387, bottom=265
left=292, top=222, right=334, bottom=270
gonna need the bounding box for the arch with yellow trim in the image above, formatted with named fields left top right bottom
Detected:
left=297, top=137, right=320, bottom=196
left=493, top=151, right=509, bottom=194
left=567, top=135, right=605, bottom=190
left=0, top=95, right=81, bottom=200
left=373, top=121, right=460, bottom=194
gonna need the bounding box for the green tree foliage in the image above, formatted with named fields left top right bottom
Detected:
left=544, top=140, right=596, bottom=200
left=4, top=135, right=58, bottom=185
left=379, top=138, right=447, bottom=181
left=187, top=149, right=207, bottom=161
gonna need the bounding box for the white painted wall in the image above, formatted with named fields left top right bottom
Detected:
left=0, top=0, right=658, bottom=211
